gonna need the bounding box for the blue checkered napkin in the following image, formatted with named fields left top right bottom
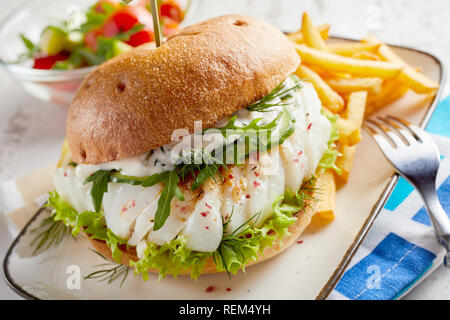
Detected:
left=328, top=96, right=450, bottom=300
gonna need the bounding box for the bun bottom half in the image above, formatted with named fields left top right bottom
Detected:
left=89, top=174, right=324, bottom=276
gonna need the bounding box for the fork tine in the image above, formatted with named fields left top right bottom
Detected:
left=387, top=115, right=440, bottom=159
left=377, top=116, right=417, bottom=146
left=366, top=118, right=403, bottom=148
left=363, top=121, right=395, bottom=154
left=407, top=125, right=440, bottom=155
left=386, top=116, right=421, bottom=142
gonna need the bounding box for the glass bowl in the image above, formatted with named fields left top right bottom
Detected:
left=0, top=0, right=203, bottom=106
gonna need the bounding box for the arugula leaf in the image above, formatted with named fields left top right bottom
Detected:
left=153, top=170, right=184, bottom=231
left=114, top=23, right=145, bottom=41
left=20, top=34, right=37, bottom=53
left=83, top=170, right=112, bottom=212
left=78, top=1, right=117, bottom=33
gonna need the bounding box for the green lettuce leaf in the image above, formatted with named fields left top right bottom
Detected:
left=130, top=235, right=211, bottom=281
left=45, top=191, right=126, bottom=263
left=47, top=174, right=316, bottom=280
left=318, top=113, right=342, bottom=175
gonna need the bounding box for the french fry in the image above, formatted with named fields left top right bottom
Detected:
left=335, top=145, right=356, bottom=183
left=351, top=50, right=381, bottom=61
left=344, top=91, right=368, bottom=126
left=306, top=64, right=352, bottom=79
left=301, top=12, right=328, bottom=51
left=316, top=169, right=336, bottom=221
left=287, top=24, right=330, bottom=44
left=327, top=77, right=382, bottom=95
left=295, top=64, right=345, bottom=113
left=366, top=79, right=409, bottom=115
left=328, top=42, right=380, bottom=56
left=336, top=117, right=361, bottom=146
left=295, top=44, right=403, bottom=79
left=365, top=36, right=439, bottom=93
left=335, top=91, right=367, bottom=182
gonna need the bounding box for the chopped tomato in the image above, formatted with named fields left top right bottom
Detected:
left=94, top=0, right=119, bottom=13
left=125, top=29, right=154, bottom=47
left=109, top=6, right=153, bottom=33
left=84, top=29, right=102, bottom=51
left=101, top=19, right=119, bottom=37
left=33, top=52, right=70, bottom=69
left=160, top=2, right=183, bottom=23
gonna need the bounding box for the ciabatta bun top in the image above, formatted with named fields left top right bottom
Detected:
left=67, top=14, right=300, bottom=164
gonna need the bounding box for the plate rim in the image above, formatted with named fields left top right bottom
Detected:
left=2, top=38, right=447, bottom=301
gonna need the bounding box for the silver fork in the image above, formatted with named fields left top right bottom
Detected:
left=364, top=116, right=450, bottom=267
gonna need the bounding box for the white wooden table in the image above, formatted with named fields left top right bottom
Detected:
left=0, top=0, right=449, bottom=300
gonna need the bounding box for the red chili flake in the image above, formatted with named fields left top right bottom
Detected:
left=180, top=206, right=187, bottom=212
left=200, top=211, right=209, bottom=217
left=121, top=206, right=128, bottom=213
left=254, top=171, right=259, bottom=177
left=307, top=123, right=312, bottom=130
left=267, top=229, right=275, bottom=236
left=245, top=194, right=251, bottom=199
left=226, top=287, right=232, bottom=292
left=293, top=158, right=299, bottom=163
left=253, top=181, right=261, bottom=188
left=297, top=150, right=303, bottom=156
left=130, top=200, right=136, bottom=208
left=205, top=203, right=212, bottom=209
left=205, top=286, right=215, bottom=293
left=205, top=226, right=210, bottom=230
left=228, top=174, right=234, bottom=179
left=245, top=233, right=252, bottom=238
left=297, top=240, right=303, bottom=244
left=63, top=172, right=68, bottom=177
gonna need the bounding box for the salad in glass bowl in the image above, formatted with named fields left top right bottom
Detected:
left=0, top=0, right=201, bottom=105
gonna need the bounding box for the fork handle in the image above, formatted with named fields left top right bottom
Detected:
left=419, top=184, right=450, bottom=267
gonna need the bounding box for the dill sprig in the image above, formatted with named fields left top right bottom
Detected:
left=246, top=80, right=302, bottom=113
left=84, top=250, right=130, bottom=287
left=213, top=209, right=262, bottom=278
left=30, top=214, right=70, bottom=255
left=295, top=176, right=320, bottom=210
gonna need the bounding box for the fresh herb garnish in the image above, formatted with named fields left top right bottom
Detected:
left=150, top=170, right=185, bottom=231
left=175, top=148, right=227, bottom=191
left=84, top=170, right=111, bottom=212
left=213, top=210, right=262, bottom=278
left=246, top=79, right=302, bottom=113
left=84, top=249, right=130, bottom=287
left=30, top=214, right=70, bottom=255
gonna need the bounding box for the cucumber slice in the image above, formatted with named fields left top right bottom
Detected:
left=40, top=26, right=68, bottom=55
left=64, top=31, right=83, bottom=51
left=112, top=40, right=132, bottom=57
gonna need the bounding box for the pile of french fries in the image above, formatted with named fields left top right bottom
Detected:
left=289, top=12, right=439, bottom=222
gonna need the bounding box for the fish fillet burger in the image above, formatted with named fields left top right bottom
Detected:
left=50, top=14, right=338, bottom=279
